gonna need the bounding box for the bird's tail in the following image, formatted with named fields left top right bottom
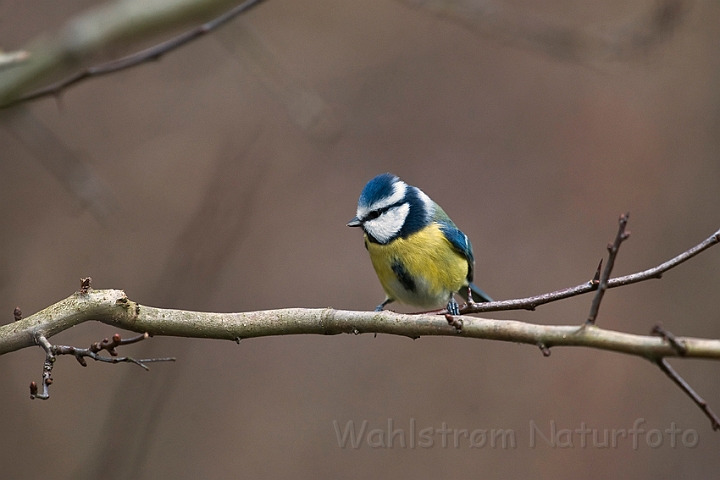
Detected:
left=458, top=283, right=493, bottom=303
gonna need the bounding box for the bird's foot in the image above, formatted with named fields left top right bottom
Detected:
left=375, top=298, right=393, bottom=312
left=446, top=298, right=460, bottom=316
left=445, top=298, right=463, bottom=332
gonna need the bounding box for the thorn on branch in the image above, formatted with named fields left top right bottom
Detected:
left=652, top=324, right=687, bottom=356
left=30, top=332, right=174, bottom=400
left=13, top=307, right=22, bottom=321
left=586, top=212, right=630, bottom=325
left=79, top=277, right=92, bottom=294
left=656, top=358, right=720, bottom=431
left=591, top=259, right=603, bottom=286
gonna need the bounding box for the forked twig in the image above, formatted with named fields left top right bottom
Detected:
left=29, top=332, right=174, bottom=400
left=462, top=225, right=720, bottom=314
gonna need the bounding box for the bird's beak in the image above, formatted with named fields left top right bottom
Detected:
left=347, top=217, right=362, bottom=227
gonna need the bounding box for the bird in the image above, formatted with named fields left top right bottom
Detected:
left=347, top=173, right=492, bottom=315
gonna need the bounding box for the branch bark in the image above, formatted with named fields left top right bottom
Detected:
left=2, top=288, right=720, bottom=360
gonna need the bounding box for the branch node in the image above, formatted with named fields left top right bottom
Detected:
left=445, top=314, right=463, bottom=332
left=13, top=307, right=22, bottom=321
left=538, top=343, right=551, bottom=357
left=79, top=277, right=92, bottom=294
left=652, top=324, right=687, bottom=356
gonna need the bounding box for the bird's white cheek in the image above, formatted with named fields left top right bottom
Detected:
left=364, top=203, right=410, bottom=244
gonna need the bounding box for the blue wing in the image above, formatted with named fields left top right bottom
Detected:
left=436, top=212, right=493, bottom=303
left=437, top=220, right=475, bottom=279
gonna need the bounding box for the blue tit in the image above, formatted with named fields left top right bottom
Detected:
left=348, top=173, right=492, bottom=315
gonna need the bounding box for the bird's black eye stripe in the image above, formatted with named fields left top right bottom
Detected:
left=362, top=202, right=402, bottom=222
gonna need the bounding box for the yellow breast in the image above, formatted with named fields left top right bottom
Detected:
left=365, top=223, right=469, bottom=309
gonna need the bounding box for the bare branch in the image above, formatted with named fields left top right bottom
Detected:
left=3, top=288, right=720, bottom=361
left=656, top=359, right=720, bottom=431
left=587, top=212, right=630, bottom=325
left=462, top=226, right=720, bottom=314
left=3, top=0, right=268, bottom=108
left=2, top=226, right=720, bottom=359
left=0, top=0, right=269, bottom=106
left=3, top=224, right=720, bottom=427
left=29, top=332, right=174, bottom=400
left=647, top=324, right=720, bottom=429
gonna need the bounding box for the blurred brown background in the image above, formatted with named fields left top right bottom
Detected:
left=1, top=0, right=719, bottom=478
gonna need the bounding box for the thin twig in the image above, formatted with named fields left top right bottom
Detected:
left=5, top=0, right=268, bottom=108
left=656, top=358, right=720, bottom=431
left=650, top=325, right=717, bottom=430
left=587, top=212, right=630, bottom=325
left=29, top=332, right=174, bottom=400
left=462, top=226, right=720, bottom=314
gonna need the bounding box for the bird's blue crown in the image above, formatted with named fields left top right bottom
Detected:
left=358, top=173, right=401, bottom=210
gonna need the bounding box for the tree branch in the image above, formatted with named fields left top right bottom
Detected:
left=0, top=0, right=268, bottom=106
left=3, top=224, right=720, bottom=427
left=3, top=287, right=720, bottom=360
left=462, top=226, right=720, bottom=314
left=656, top=358, right=720, bottom=430
left=28, top=331, right=175, bottom=400
left=2, top=226, right=719, bottom=357
left=2, top=0, right=268, bottom=108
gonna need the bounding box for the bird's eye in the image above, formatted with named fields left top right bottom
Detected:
left=365, top=210, right=381, bottom=221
